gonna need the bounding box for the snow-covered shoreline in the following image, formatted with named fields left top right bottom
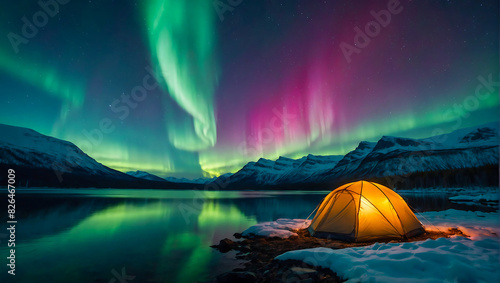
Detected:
left=240, top=209, right=500, bottom=282
left=449, top=193, right=499, bottom=203
left=276, top=236, right=499, bottom=282
left=397, top=186, right=498, bottom=194
left=242, top=219, right=312, bottom=238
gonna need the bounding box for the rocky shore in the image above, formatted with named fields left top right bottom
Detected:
left=211, top=228, right=467, bottom=282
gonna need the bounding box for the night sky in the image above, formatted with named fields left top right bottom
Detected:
left=0, top=0, right=498, bottom=178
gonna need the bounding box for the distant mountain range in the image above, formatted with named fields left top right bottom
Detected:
left=0, top=122, right=498, bottom=189
left=125, top=170, right=229, bottom=184
left=126, top=170, right=167, bottom=182
left=165, top=173, right=233, bottom=184
left=210, top=155, right=344, bottom=187
left=209, top=122, right=499, bottom=189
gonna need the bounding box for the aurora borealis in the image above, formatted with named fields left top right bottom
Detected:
left=145, top=0, right=219, bottom=151
left=0, top=0, right=498, bottom=178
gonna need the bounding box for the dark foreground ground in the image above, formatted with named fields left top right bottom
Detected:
left=211, top=228, right=467, bottom=283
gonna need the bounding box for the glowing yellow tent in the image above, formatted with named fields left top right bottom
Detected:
left=308, top=181, right=424, bottom=242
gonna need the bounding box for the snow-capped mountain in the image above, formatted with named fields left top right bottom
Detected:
left=212, top=156, right=311, bottom=186
left=0, top=124, right=117, bottom=175
left=127, top=170, right=233, bottom=185
left=213, top=122, right=499, bottom=189
left=329, top=123, right=499, bottom=182
left=0, top=124, right=187, bottom=188
left=1, top=122, right=497, bottom=189
left=276, top=154, right=344, bottom=184
left=212, top=154, right=344, bottom=187
left=126, top=171, right=166, bottom=182
left=318, top=141, right=376, bottom=183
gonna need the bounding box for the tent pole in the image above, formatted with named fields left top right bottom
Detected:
left=408, top=203, right=442, bottom=233
left=301, top=204, right=320, bottom=229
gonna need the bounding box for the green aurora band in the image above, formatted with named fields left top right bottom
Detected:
left=0, top=49, right=85, bottom=123
left=145, top=0, right=218, bottom=151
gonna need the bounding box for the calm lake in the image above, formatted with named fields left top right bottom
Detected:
left=0, top=188, right=496, bottom=283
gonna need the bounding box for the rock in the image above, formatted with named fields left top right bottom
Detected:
left=327, top=243, right=342, bottom=249
left=239, top=245, right=251, bottom=252
left=280, top=267, right=318, bottom=283
left=254, top=238, right=267, bottom=247
left=221, top=238, right=235, bottom=245
left=235, top=253, right=250, bottom=259
left=250, top=257, right=264, bottom=265
left=234, top=232, right=243, bottom=239
left=215, top=271, right=257, bottom=283
left=213, top=238, right=237, bottom=253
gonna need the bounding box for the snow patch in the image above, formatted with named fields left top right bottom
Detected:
left=449, top=193, right=499, bottom=202
left=276, top=237, right=499, bottom=283
left=398, top=187, right=498, bottom=194
left=274, top=209, right=500, bottom=282
left=242, top=219, right=311, bottom=238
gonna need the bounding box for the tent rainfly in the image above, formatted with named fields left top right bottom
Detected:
left=308, top=181, right=424, bottom=242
